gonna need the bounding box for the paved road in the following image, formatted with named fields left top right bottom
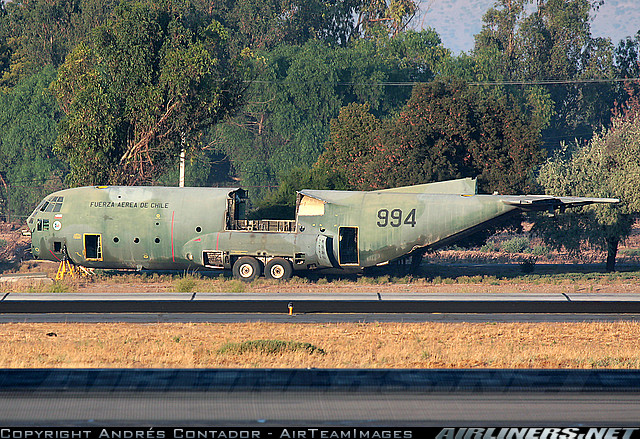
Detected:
left=1, top=369, right=639, bottom=426
left=3, top=391, right=639, bottom=426
left=2, top=292, right=640, bottom=322
left=1, top=312, right=639, bottom=323
left=3, top=292, right=640, bottom=314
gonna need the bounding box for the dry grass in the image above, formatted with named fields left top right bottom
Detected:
left=1, top=321, right=639, bottom=369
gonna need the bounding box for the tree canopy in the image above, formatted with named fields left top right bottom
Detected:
left=535, top=93, right=640, bottom=271
left=50, top=0, right=243, bottom=186
left=318, top=79, right=544, bottom=193
left=1, top=0, right=639, bottom=239
left=0, top=66, right=65, bottom=218
left=468, top=0, right=619, bottom=150
left=212, top=30, right=450, bottom=199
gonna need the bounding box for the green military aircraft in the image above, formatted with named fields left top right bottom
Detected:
left=26, top=178, right=618, bottom=281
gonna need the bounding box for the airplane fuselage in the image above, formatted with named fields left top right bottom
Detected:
left=26, top=180, right=617, bottom=280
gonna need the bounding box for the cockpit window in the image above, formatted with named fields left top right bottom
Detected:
left=40, top=197, right=64, bottom=213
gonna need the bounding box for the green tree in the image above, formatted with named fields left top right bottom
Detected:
left=535, top=94, right=640, bottom=271
left=615, top=31, right=640, bottom=80
left=0, top=66, right=65, bottom=219
left=319, top=79, right=544, bottom=193
left=51, top=0, right=243, bottom=186
left=470, top=0, right=616, bottom=152
left=354, top=0, right=418, bottom=40
left=214, top=31, right=449, bottom=200
left=614, top=31, right=640, bottom=105
left=0, top=0, right=118, bottom=89
left=250, top=165, right=349, bottom=219
left=218, top=0, right=361, bottom=51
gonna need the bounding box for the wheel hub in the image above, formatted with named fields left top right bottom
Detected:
left=270, top=265, right=284, bottom=279
left=239, top=264, right=254, bottom=277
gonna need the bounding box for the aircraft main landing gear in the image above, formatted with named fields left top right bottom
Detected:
left=265, top=258, right=293, bottom=280
left=232, top=256, right=263, bottom=282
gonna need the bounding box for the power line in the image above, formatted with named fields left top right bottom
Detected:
left=469, top=78, right=640, bottom=86
left=247, top=77, right=640, bottom=87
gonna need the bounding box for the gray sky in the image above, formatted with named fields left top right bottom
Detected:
left=422, top=0, right=640, bottom=54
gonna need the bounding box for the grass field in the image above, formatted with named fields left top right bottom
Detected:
left=1, top=321, right=639, bottom=368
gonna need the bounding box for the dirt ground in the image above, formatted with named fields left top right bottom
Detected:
left=70, top=277, right=640, bottom=295
left=0, top=221, right=29, bottom=265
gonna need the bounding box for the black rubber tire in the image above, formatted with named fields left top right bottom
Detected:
left=232, top=256, right=262, bottom=282
left=265, top=258, right=293, bottom=280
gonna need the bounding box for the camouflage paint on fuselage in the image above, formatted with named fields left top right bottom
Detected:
left=26, top=178, right=618, bottom=275
left=295, top=190, right=520, bottom=267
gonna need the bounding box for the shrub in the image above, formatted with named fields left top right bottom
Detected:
left=217, top=340, right=326, bottom=355
left=173, top=276, right=198, bottom=293
left=480, top=241, right=501, bottom=252
left=500, top=237, right=530, bottom=253
left=519, top=256, right=537, bottom=274
left=531, top=245, right=550, bottom=257
left=47, top=281, right=75, bottom=293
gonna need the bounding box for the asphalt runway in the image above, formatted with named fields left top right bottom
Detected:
left=3, top=292, right=640, bottom=312
left=1, top=312, right=640, bottom=323
left=3, top=391, right=639, bottom=426
left=2, top=292, right=640, bottom=322
left=1, top=369, right=639, bottom=426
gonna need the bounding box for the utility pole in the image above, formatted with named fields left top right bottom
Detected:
left=179, top=149, right=185, bottom=188
left=179, top=132, right=185, bottom=188
left=0, top=173, right=8, bottom=223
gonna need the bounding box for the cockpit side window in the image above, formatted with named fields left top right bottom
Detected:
left=36, top=219, right=49, bottom=231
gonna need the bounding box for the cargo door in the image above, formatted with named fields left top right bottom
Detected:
left=338, top=227, right=358, bottom=266
left=84, top=234, right=103, bottom=261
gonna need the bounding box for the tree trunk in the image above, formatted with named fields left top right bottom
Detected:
left=410, top=249, right=426, bottom=275
left=606, top=237, right=619, bottom=272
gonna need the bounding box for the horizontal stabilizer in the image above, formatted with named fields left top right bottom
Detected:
left=500, top=195, right=619, bottom=211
